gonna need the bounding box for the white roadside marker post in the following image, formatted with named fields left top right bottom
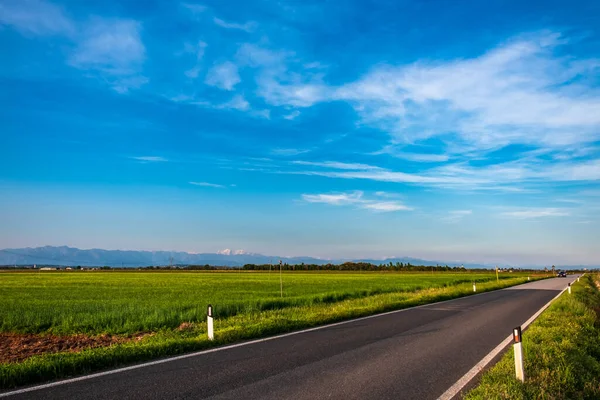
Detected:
left=568, top=283, right=571, bottom=295
left=473, top=282, right=476, bottom=292
left=207, top=304, right=214, bottom=341
left=513, top=326, right=525, bottom=382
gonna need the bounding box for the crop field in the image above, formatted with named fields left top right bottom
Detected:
left=0, top=270, right=543, bottom=388
left=2, top=271, right=521, bottom=335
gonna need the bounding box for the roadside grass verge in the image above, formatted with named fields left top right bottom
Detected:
left=464, top=274, right=600, bottom=400
left=0, top=275, right=536, bottom=389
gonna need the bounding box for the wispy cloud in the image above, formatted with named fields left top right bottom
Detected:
left=69, top=18, right=147, bottom=92
left=213, top=17, right=255, bottom=32
left=189, top=181, right=226, bottom=188
left=1, top=1, right=147, bottom=93
left=335, top=32, right=600, bottom=153
left=283, top=110, right=301, bottom=120
left=282, top=156, right=600, bottom=191
left=218, top=94, right=249, bottom=111
left=500, top=208, right=570, bottom=219
left=292, top=161, right=383, bottom=171
left=271, top=148, right=311, bottom=157
left=240, top=31, right=600, bottom=188
left=183, top=41, right=207, bottom=78
left=302, top=191, right=412, bottom=212
left=442, top=210, right=472, bottom=223
left=236, top=43, right=328, bottom=107
left=373, top=146, right=449, bottom=162
left=205, top=61, right=241, bottom=90
left=130, top=156, right=168, bottom=162
left=0, top=0, right=75, bottom=36
left=181, top=3, right=207, bottom=14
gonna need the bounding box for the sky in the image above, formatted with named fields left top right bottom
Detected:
left=1, top=0, right=599, bottom=265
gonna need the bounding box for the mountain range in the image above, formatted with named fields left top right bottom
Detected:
left=0, top=246, right=594, bottom=270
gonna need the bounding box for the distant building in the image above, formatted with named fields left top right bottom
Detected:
left=39, top=267, right=57, bottom=271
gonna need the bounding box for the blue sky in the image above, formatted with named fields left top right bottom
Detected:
left=1, top=0, right=599, bottom=265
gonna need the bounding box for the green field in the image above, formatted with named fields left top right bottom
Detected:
left=0, top=270, right=542, bottom=388
left=1, top=271, right=516, bottom=334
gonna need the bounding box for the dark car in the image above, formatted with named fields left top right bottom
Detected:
left=557, top=271, right=567, bottom=277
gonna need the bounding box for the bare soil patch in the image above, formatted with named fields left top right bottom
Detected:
left=0, top=333, right=127, bottom=364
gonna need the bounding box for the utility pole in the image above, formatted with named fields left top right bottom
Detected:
left=279, top=260, right=283, bottom=298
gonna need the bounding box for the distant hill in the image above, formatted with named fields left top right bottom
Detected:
left=0, top=246, right=594, bottom=270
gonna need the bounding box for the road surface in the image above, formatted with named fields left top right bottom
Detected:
left=1, top=275, right=578, bottom=400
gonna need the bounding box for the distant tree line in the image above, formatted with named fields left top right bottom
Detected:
left=1, top=263, right=593, bottom=273
left=242, top=261, right=471, bottom=272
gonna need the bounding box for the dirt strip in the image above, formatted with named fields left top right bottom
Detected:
left=0, top=333, right=128, bottom=364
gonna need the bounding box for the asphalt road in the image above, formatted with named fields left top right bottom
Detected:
left=2, top=275, right=578, bottom=400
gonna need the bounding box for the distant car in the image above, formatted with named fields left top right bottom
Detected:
left=557, top=271, right=567, bottom=277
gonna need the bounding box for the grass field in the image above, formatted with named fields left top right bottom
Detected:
left=0, top=270, right=522, bottom=335
left=0, top=270, right=543, bottom=388
left=465, top=274, right=600, bottom=400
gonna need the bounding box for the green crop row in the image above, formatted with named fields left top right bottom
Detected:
left=0, top=271, right=533, bottom=334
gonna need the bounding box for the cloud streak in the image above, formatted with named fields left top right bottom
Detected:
left=189, top=181, right=226, bottom=188
left=213, top=17, right=255, bottom=32
left=130, top=156, right=168, bottom=162
left=0, top=0, right=75, bottom=36
left=500, top=208, right=570, bottom=219
left=302, top=191, right=412, bottom=212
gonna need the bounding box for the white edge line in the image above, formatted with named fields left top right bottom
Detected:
left=0, top=276, right=555, bottom=398
left=437, top=276, right=580, bottom=400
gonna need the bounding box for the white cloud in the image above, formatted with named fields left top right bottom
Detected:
left=292, top=161, right=383, bottom=171
left=219, top=94, right=250, bottom=111
left=363, top=202, right=411, bottom=212
left=271, top=148, right=311, bottom=156
left=189, top=181, right=226, bottom=188
left=283, top=110, right=301, bottom=120
left=334, top=32, right=600, bottom=152
left=240, top=31, right=599, bottom=168
left=131, top=156, right=168, bottom=162
left=69, top=18, right=147, bottom=92
left=185, top=67, right=201, bottom=79
left=181, top=3, right=207, bottom=14
left=258, top=79, right=329, bottom=107
left=252, top=109, right=271, bottom=119
left=1, top=1, right=146, bottom=93
left=183, top=41, right=207, bottom=78
left=284, top=156, right=600, bottom=191
left=213, top=17, right=255, bottom=32
left=442, top=210, right=473, bottom=223
left=205, top=61, right=241, bottom=90
left=373, top=146, right=449, bottom=162
left=112, top=76, right=149, bottom=94
left=500, top=208, right=570, bottom=219
left=0, top=0, right=75, bottom=36
left=302, top=191, right=411, bottom=212
left=70, top=18, right=145, bottom=74
left=236, top=43, right=328, bottom=107
left=303, top=192, right=363, bottom=206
